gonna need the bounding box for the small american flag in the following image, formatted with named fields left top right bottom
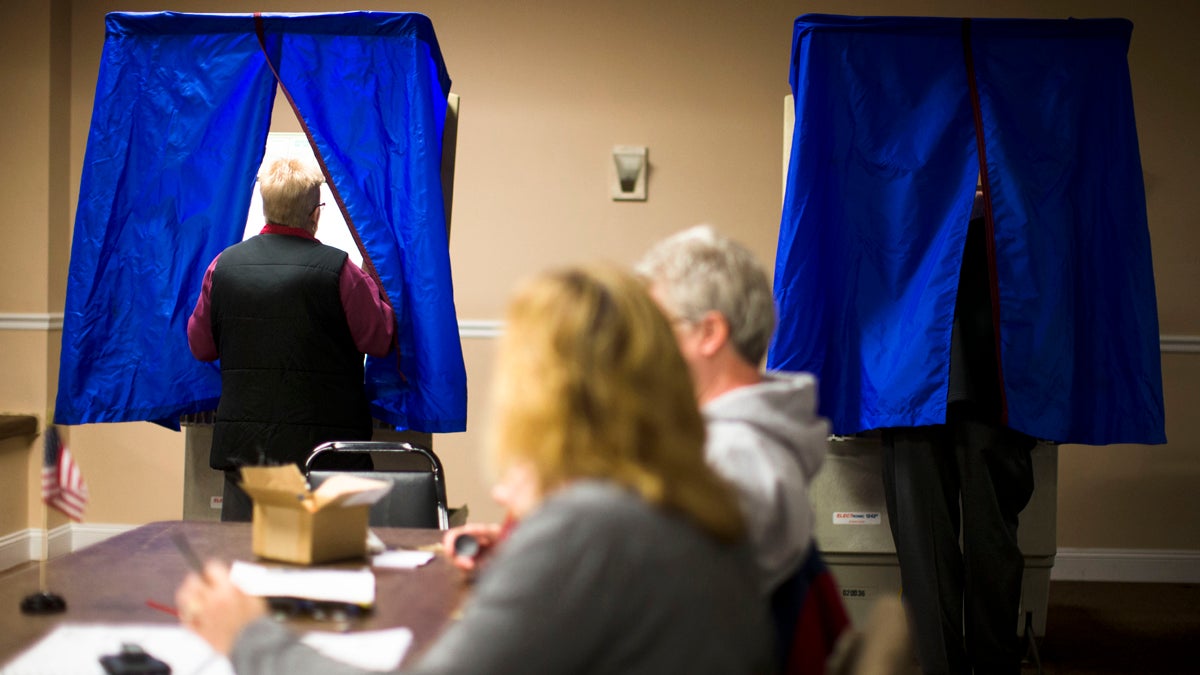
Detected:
left=42, top=425, right=88, bottom=521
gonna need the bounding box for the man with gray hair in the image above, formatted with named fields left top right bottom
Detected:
left=636, top=224, right=830, bottom=593
left=188, top=157, right=395, bottom=522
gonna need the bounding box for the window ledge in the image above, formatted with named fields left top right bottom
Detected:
left=0, top=414, right=37, bottom=442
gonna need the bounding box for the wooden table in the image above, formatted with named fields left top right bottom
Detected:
left=0, top=520, right=464, bottom=666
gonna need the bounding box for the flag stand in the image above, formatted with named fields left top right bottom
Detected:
left=20, top=428, right=66, bottom=615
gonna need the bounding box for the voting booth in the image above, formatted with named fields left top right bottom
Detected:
left=770, top=14, right=1165, bottom=643
left=55, top=13, right=467, bottom=516
left=56, top=11, right=466, bottom=436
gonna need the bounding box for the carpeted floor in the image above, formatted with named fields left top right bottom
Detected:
left=1021, top=581, right=1200, bottom=675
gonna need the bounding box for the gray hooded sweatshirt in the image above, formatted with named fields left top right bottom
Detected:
left=703, top=371, right=831, bottom=592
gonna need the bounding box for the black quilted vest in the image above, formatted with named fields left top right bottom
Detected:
left=208, top=233, right=371, bottom=470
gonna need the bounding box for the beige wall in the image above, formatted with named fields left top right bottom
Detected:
left=0, top=0, right=71, bottom=531
left=0, top=436, right=32, bottom=534
left=0, top=0, right=1195, bottom=553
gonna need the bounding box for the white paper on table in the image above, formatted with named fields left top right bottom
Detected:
left=372, top=549, right=436, bottom=569
left=301, top=627, right=413, bottom=671
left=229, top=560, right=375, bottom=606
left=0, top=623, right=414, bottom=675
left=0, top=623, right=233, bottom=675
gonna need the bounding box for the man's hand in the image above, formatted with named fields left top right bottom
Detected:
left=175, top=560, right=267, bottom=655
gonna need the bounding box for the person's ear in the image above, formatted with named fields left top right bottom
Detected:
left=309, top=205, right=321, bottom=233
left=695, top=310, right=730, bottom=358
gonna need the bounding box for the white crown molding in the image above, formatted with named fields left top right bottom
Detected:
left=0, top=525, right=72, bottom=570
left=0, top=528, right=35, bottom=571
left=1051, top=547, right=1200, bottom=583
left=457, top=319, right=503, bottom=339
left=1160, top=334, right=1200, bottom=353
left=0, top=310, right=1192, bottom=351
left=0, top=313, right=503, bottom=339
left=0, top=313, right=63, bottom=331
left=458, top=327, right=1199, bottom=349
left=69, top=523, right=137, bottom=551
left=2, top=524, right=1196, bottom=585
left=0, top=523, right=135, bottom=572
left=2, top=314, right=1192, bottom=351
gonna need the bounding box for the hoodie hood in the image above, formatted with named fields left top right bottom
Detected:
left=703, top=371, right=830, bottom=480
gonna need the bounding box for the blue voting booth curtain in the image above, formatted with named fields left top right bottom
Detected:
left=767, top=15, right=1165, bottom=445
left=55, top=12, right=467, bottom=433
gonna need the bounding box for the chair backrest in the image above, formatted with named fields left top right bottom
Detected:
left=304, top=441, right=449, bottom=529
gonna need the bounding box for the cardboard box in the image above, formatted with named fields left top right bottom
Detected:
left=240, top=465, right=390, bottom=565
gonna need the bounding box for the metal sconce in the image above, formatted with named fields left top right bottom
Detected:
left=611, top=145, right=647, bottom=201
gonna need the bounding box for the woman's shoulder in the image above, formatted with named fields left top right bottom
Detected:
left=524, top=480, right=647, bottom=534
left=505, top=481, right=676, bottom=551
left=524, top=481, right=733, bottom=560
left=545, top=479, right=635, bottom=509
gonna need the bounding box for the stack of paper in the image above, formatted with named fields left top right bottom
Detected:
left=2, top=623, right=413, bottom=674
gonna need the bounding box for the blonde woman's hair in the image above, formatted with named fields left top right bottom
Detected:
left=258, top=157, right=324, bottom=230
left=488, top=264, right=745, bottom=543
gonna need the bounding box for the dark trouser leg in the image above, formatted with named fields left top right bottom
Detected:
left=955, top=415, right=1035, bottom=675
left=883, top=425, right=967, bottom=675
left=220, top=470, right=254, bottom=522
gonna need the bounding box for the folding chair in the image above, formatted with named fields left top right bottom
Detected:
left=304, top=441, right=449, bottom=529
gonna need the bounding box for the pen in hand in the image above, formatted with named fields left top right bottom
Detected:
left=145, top=599, right=179, bottom=617
left=171, top=531, right=208, bottom=581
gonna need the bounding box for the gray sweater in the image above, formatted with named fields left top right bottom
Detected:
left=232, top=481, right=773, bottom=674
left=704, top=372, right=831, bottom=592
